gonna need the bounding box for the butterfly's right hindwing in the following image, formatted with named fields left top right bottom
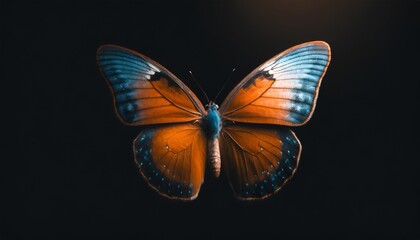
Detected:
left=219, top=124, right=301, bottom=200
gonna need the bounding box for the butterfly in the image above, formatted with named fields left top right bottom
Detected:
left=97, top=41, right=331, bottom=200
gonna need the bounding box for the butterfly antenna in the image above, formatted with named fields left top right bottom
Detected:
left=214, top=68, right=236, bottom=103
left=189, top=71, right=209, bottom=103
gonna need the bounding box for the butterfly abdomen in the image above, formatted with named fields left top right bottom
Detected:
left=204, top=104, right=222, bottom=177
left=207, top=138, right=221, bottom=178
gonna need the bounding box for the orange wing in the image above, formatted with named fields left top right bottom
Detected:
left=134, top=123, right=206, bottom=200
left=97, top=45, right=205, bottom=125
left=219, top=124, right=301, bottom=200
left=219, top=41, right=331, bottom=126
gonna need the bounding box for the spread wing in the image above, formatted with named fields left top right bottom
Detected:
left=97, top=45, right=205, bottom=125
left=134, top=123, right=206, bottom=200
left=219, top=41, right=331, bottom=126
left=219, top=124, right=301, bottom=200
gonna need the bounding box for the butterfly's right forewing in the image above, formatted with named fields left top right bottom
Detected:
left=220, top=41, right=331, bottom=126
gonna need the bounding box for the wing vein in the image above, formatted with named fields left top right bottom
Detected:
left=249, top=104, right=309, bottom=116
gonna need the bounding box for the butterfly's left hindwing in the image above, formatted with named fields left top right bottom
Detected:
left=134, top=123, right=206, bottom=200
left=219, top=125, right=301, bottom=200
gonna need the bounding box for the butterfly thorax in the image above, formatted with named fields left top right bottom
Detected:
left=203, top=102, right=222, bottom=140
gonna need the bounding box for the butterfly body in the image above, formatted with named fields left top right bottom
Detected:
left=97, top=41, right=331, bottom=200
left=202, top=102, right=223, bottom=177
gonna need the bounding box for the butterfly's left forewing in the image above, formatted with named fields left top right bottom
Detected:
left=97, top=45, right=205, bottom=126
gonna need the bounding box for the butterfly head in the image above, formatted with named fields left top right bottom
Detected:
left=205, top=101, right=219, bottom=112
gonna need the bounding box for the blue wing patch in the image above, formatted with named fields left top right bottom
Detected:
left=97, top=46, right=161, bottom=123
left=260, top=42, right=331, bottom=124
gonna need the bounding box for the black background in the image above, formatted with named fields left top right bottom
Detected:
left=2, top=0, right=419, bottom=239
